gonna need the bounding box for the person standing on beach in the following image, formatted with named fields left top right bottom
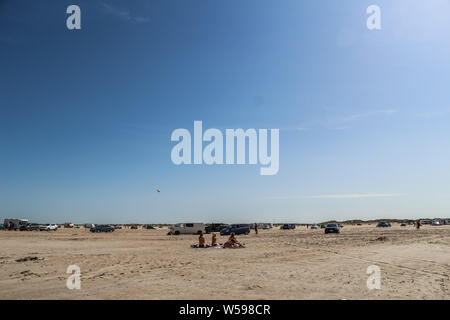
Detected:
left=416, top=220, right=421, bottom=230
left=254, top=223, right=258, bottom=235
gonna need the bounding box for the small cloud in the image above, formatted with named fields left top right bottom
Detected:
left=332, top=126, right=350, bottom=131
left=102, top=3, right=149, bottom=24
left=134, top=17, right=150, bottom=23
left=415, top=110, right=450, bottom=119
left=335, top=109, right=395, bottom=124
left=268, top=193, right=405, bottom=200
left=303, top=193, right=404, bottom=199
left=279, top=127, right=307, bottom=132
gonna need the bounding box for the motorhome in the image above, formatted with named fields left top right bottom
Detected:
left=3, top=218, right=28, bottom=230
left=169, top=223, right=206, bottom=235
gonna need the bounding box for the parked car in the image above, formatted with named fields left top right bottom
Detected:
left=144, top=225, right=156, bottom=230
left=20, top=223, right=40, bottom=231
left=130, top=225, right=138, bottom=229
left=320, top=224, right=326, bottom=229
left=39, top=224, right=58, bottom=231
left=0, top=225, right=4, bottom=230
left=376, top=221, right=391, bottom=228
left=220, top=224, right=250, bottom=236
left=325, top=223, right=340, bottom=234
left=169, top=223, right=206, bottom=235
left=400, top=223, right=406, bottom=227
left=90, top=225, right=115, bottom=233
left=113, top=225, right=123, bottom=229
left=310, top=224, right=318, bottom=229
left=280, top=224, right=295, bottom=230
left=205, top=223, right=227, bottom=233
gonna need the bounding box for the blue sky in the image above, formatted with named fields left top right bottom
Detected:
left=1, top=0, right=450, bottom=224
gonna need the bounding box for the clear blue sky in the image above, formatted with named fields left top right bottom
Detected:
left=1, top=0, right=449, bottom=224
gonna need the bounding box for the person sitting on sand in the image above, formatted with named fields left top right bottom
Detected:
left=211, top=233, right=217, bottom=246
left=199, top=232, right=206, bottom=247
left=224, top=232, right=243, bottom=248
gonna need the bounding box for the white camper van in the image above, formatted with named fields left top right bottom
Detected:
left=169, top=223, right=206, bottom=235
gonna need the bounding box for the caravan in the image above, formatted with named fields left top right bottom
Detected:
left=169, top=223, right=206, bottom=235
left=3, top=218, right=28, bottom=230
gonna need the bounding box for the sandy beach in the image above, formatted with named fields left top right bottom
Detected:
left=0, top=224, right=449, bottom=300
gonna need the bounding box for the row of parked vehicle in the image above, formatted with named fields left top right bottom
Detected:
left=167, top=223, right=275, bottom=236
left=168, top=223, right=249, bottom=235
left=2, top=219, right=60, bottom=231
left=278, top=223, right=343, bottom=233
left=167, top=222, right=345, bottom=235
left=15, top=223, right=59, bottom=231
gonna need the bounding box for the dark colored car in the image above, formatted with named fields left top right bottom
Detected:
left=205, top=223, right=227, bottom=233
left=145, top=225, right=156, bottom=229
left=325, top=223, right=340, bottom=234
left=20, top=223, right=40, bottom=231
left=90, top=225, right=115, bottom=233
left=220, top=224, right=250, bottom=235
left=400, top=223, right=406, bottom=227
left=320, top=224, right=326, bottom=229
left=280, top=224, right=295, bottom=230
left=376, top=221, right=391, bottom=228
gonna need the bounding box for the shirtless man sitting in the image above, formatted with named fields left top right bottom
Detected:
left=199, top=232, right=206, bottom=247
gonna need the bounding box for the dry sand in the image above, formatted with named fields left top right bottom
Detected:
left=0, top=225, right=449, bottom=299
